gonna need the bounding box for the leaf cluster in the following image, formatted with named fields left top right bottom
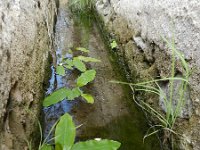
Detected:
left=44, top=47, right=100, bottom=107
left=40, top=47, right=121, bottom=150
left=40, top=113, right=121, bottom=150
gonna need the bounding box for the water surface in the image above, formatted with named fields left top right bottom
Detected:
left=43, top=2, right=161, bottom=149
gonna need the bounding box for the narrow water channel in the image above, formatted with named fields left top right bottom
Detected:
left=43, top=1, right=160, bottom=149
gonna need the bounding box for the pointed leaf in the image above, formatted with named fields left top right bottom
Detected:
left=76, top=47, right=89, bottom=53
left=56, top=65, right=65, bottom=76
left=64, top=64, right=73, bottom=70
left=75, top=56, right=101, bottom=62
left=63, top=59, right=74, bottom=70
left=43, top=88, right=69, bottom=107
left=40, top=144, right=53, bottom=150
left=55, top=113, right=76, bottom=150
left=81, top=94, right=94, bottom=104
left=71, top=139, right=121, bottom=150
left=73, top=58, right=86, bottom=72
left=77, top=70, right=96, bottom=87
left=65, top=59, right=74, bottom=66
left=66, top=87, right=82, bottom=100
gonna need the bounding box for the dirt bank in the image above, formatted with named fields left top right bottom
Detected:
left=0, top=0, right=57, bottom=149
left=95, top=0, right=200, bottom=149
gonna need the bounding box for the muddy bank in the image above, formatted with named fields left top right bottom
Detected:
left=43, top=2, right=160, bottom=149
left=95, top=0, right=200, bottom=149
left=0, top=0, right=57, bottom=149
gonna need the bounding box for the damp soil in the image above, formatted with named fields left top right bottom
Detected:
left=43, top=1, right=161, bottom=150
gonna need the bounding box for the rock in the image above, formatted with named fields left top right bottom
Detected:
left=0, top=0, right=57, bottom=149
left=95, top=0, right=200, bottom=149
left=159, top=76, right=192, bottom=119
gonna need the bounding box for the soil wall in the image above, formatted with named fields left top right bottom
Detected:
left=95, top=0, right=200, bottom=149
left=0, top=0, right=57, bottom=149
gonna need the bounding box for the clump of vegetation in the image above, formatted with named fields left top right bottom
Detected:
left=39, top=113, right=120, bottom=150
left=43, top=47, right=100, bottom=107
left=110, top=40, right=118, bottom=50
left=68, top=0, right=96, bottom=12
left=112, top=37, right=191, bottom=149
left=40, top=47, right=121, bottom=150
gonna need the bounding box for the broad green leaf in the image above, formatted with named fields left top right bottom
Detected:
left=43, top=88, right=68, bottom=107
left=63, top=59, right=74, bottom=70
left=64, top=64, right=73, bottom=70
left=73, top=58, right=86, bottom=72
left=40, top=144, right=53, bottom=150
left=65, top=59, right=74, bottom=66
left=56, top=65, right=65, bottom=76
left=71, top=139, right=121, bottom=150
left=81, top=94, right=94, bottom=104
left=75, top=56, right=101, bottom=62
left=77, top=70, right=96, bottom=87
left=111, top=40, right=117, bottom=49
left=66, top=87, right=82, bottom=100
left=55, top=113, right=76, bottom=150
left=76, top=47, right=89, bottom=53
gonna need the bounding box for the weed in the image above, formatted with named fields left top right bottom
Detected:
left=110, top=40, right=118, bottom=49
left=111, top=37, right=191, bottom=149
left=43, top=47, right=100, bottom=107
left=41, top=113, right=121, bottom=150
left=68, top=0, right=96, bottom=12
left=41, top=47, right=121, bottom=150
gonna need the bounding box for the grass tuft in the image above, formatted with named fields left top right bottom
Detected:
left=112, top=37, right=191, bottom=149
left=68, top=0, right=96, bottom=12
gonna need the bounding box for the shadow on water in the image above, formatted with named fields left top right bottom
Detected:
left=43, top=2, right=161, bottom=149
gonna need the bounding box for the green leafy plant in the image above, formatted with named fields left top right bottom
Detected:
left=110, top=40, right=118, bottom=49
left=77, top=69, right=96, bottom=87
left=111, top=37, right=191, bottom=148
left=41, top=113, right=121, bottom=150
left=41, top=47, right=120, bottom=150
left=43, top=47, right=100, bottom=107
left=56, top=65, right=65, bottom=76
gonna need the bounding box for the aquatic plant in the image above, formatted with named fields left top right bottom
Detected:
left=111, top=37, right=191, bottom=149
left=40, top=47, right=121, bottom=150
left=40, top=113, right=121, bottom=150
left=43, top=47, right=100, bottom=107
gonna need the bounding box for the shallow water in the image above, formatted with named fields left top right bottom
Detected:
left=43, top=2, right=161, bottom=149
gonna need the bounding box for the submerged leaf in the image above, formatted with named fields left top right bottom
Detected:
left=76, top=47, right=89, bottom=53
left=43, top=88, right=69, bottom=107
left=77, top=70, right=96, bottom=87
left=73, top=58, right=86, bottom=72
left=56, top=65, right=65, bottom=76
left=75, top=56, right=101, bottom=62
left=81, top=94, right=94, bottom=104
left=55, top=113, right=76, bottom=150
left=71, top=139, right=121, bottom=150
